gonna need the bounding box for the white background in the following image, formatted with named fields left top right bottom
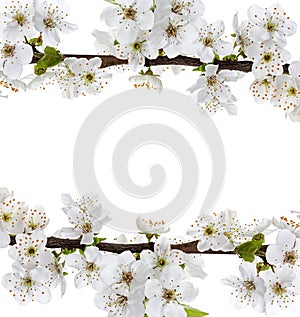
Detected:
left=1, top=0, right=300, bottom=316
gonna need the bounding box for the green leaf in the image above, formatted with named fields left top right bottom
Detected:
left=34, top=46, right=63, bottom=75
left=184, top=306, right=209, bottom=317
left=193, top=64, right=207, bottom=72
left=223, top=54, right=237, bottom=62
left=39, top=46, right=63, bottom=68
left=252, top=233, right=265, bottom=243
left=79, top=248, right=85, bottom=256
left=62, top=248, right=77, bottom=255
left=113, top=39, right=119, bottom=45
left=236, top=240, right=262, bottom=262
left=93, top=237, right=107, bottom=245
left=231, top=33, right=237, bottom=37
left=29, top=33, right=43, bottom=47
left=256, top=262, right=270, bottom=273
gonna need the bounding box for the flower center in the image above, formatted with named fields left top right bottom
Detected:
left=284, top=251, right=297, bottom=265
left=262, top=52, right=273, bottom=63
left=157, top=257, right=167, bottom=267
left=23, top=277, right=33, bottom=288
left=1, top=212, right=12, bottom=222
left=13, top=12, right=27, bottom=26
left=43, top=11, right=56, bottom=29
left=26, top=246, right=37, bottom=257
left=162, top=289, right=176, bottom=302
left=122, top=272, right=133, bottom=286
left=86, top=262, right=97, bottom=272
left=28, top=217, right=38, bottom=231
left=166, top=22, right=178, bottom=38
left=287, top=87, right=297, bottom=97
left=2, top=44, right=15, bottom=58
left=265, top=19, right=277, bottom=32
left=132, top=42, right=142, bottom=51
left=243, top=280, right=256, bottom=291
left=202, top=36, right=214, bottom=47
left=207, top=75, right=217, bottom=87
left=84, top=73, right=95, bottom=83
left=172, top=1, right=185, bottom=14
left=115, top=295, right=128, bottom=307
left=123, top=6, right=137, bottom=20
left=273, top=282, right=286, bottom=296
left=82, top=222, right=92, bottom=233
left=204, top=225, right=215, bottom=236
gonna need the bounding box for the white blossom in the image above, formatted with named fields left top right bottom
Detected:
left=247, top=40, right=290, bottom=78
left=45, top=255, right=66, bottom=296
left=129, top=72, right=163, bottom=92
left=261, top=266, right=300, bottom=315
left=0, top=40, right=33, bottom=79
left=33, top=0, right=77, bottom=46
left=250, top=76, right=274, bottom=104
left=271, top=75, right=300, bottom=112
left=244, top=218, right=272, bottom=237
left=115, top=31, right=158, bottom=72
left=92, top=30, right=116, bottom=55
left=0, top=70, right=26, bottom=92
left=222, top=262, right=266, bottom=312
left=184, top=253, right=207, bottom=279
left=24, top=205, right=49, bottom=233
left=232, top=12, right=253, bottom=52
left=66, top=246, right=105, bottom=289
left=101, top=0, right=154, bottom=44
left=8, top=230, right=52, bottom=269
left=196, top=19, right=232, bottom=63
left=247, top=4, right=297, bottom=47
left=2, top=261, right=51, bottom=304
left=145, top=265, right=198, bottom=317
left=0, top=220, right=10, bottom=248
left=101, top=250, right=150, bottom=293
left=55, top=57, right=112, bottom=99
left=154, top=0, right=205, bottom=23
left=60, top=193, right=112, bottom=244
left=0, top=195, right=27, bottom=234
left=266, top=229, right=300, bottom=268
left=0, top=0, right=37, bottom=41
left=272, top=216, right=300, bottom=238
left=149, top=15, right=198, bottom=58
left=136, top=215, right=170, bottom=235
left=95, top=287, right=145, bottom=317
left=0, top=187, right=10, bottom=202
left=288, top=106, right=300, bottom=122
left=140, top=237, right=184, bottom=277
left=187, top=210, right=242, bottom=251
left=188, top=64, right=239, bottom=114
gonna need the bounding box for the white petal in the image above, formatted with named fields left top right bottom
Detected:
left=30, top=267, right=50, bottom=284
left=164, top=302, right=186, bottom=317
left=81, top=233, right=94, bottom=245
left=4, top=61, right=22, bottom=79
left=34, top=284, right=51, bottom=304
left=145, top=279, right=163, bottom=298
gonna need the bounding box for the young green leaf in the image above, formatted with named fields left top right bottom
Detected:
left=184, top=306, right=209, bottom=317
left=236, top=240, right=262, bottom=262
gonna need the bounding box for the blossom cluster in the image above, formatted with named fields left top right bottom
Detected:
left=2, top=186, right=300, bottom=315
left=0, top=0, right=300, bottom=121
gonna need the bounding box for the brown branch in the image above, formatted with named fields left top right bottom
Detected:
left=61, top=54, right=256, bottom=72
left=9, top=235, right=268, bottom=255
left=31, top=53, right=290, bottom=73
left=59, top=55, right=290, bottom=73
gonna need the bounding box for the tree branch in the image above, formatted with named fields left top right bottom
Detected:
left=9, top=235, right=267, bottom=255
left=55, top=54, right=289, bottom=73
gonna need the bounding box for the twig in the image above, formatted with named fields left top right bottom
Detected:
left=9, top=236, right=268, bottom=255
